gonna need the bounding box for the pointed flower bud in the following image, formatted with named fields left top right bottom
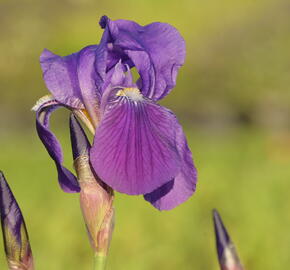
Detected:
left=70, top=115, right=114, bottom=258
left=213, top=209, right=244, bottom=270
left=70, top=113, right=91, bottom=160
left=0, top=172, right=34, bottom=270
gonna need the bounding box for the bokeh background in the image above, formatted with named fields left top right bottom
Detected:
left=1, top=0, right=290, bottom=269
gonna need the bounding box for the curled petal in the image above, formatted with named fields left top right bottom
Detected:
left=36, top=102, right=80, bottom=193
left=90, top=98, right=181, bottom=195
left=100, top=16, right=186, bottom=100
left=144, top=124, right=197, bottom=210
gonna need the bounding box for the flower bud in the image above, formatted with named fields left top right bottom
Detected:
left=213, top=209, right=244, bottom=270
left=0, top=172, right=34, bottom=270
left=70, top=115, right=114, bottom=256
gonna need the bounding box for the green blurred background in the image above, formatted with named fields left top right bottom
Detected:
left=1, top=0, right=290, bottom=269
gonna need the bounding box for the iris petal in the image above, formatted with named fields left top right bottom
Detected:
left=144, top=124, right=197, bottom=210
left=40, top=45, right=104, bottom=118
left=40, top=49, right=85, bottom=109
left=100, top=16, right=186, bottom=101
left=77, top=46, right=102, bottom=126
left=100, top=62, right=136, bottom=113
left=36, top=103, right=80, bottom=193
left=90, top=97, right=181, bottom=195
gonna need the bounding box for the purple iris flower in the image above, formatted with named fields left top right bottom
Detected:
left=34, top=16, right=197, bottom=210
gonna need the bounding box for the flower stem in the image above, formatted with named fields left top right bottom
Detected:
left=94, top=254, right=107, bottom=270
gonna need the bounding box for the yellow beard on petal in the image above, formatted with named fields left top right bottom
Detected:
left=116, top=88, right=143, bottom=101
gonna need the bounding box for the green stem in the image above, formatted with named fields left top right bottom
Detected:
left=94, top=254, right=107, bottom=270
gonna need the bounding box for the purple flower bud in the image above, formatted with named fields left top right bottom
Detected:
left=70, top=115, right=114, bottom=257
left=213, top=209, right=244, bottom=270
left=70, top=114, right=91, bottom=160
left=0, top=172, right=34, bottom=270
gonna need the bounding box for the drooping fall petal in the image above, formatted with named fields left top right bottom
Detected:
left=144, top=124, right=197, bottom=210
left=35, top=102, right=80, bottom=193
left=90, top=96, right=181, bottom=195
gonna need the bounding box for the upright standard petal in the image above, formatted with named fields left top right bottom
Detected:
left=36, top=102, right=80, bottom=193
left=100, top=16, right=186, bottom=100
left=40, top=45, right=103, bottom=123
left=144, top=124, right=197, bottom=210
left=40, top=49, right=85, bottom=109
left=77, top=46, right=102, bottom=127
left=100, top=62, right=136, bottom=113
left=0, top=172, right=34, bottom=270
left=90, top=95, right=181, bottom=195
